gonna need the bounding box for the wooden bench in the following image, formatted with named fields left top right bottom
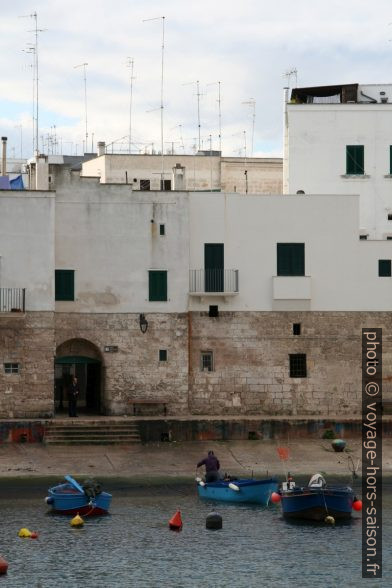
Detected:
left=129, top=399, right=168, bottom=416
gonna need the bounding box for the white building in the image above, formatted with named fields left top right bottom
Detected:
left=284, top=83, right=392, bottom=239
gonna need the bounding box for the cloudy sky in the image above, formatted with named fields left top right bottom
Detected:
left=1, top=0, right=392, bottom=159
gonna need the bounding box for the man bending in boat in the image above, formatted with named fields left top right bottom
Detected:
left=197, top=450, right=221, bottom=482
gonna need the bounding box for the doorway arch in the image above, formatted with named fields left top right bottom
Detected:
left=55, top=338, right=104, bottom=415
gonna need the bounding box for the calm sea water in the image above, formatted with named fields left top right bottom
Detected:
left=0, top=483, right=390, bottom=588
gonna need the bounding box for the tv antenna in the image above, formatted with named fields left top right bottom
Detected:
left=283, top=68, right=298, bottom=89
left=143, top=16, right=165, bottom=189
left=242, top=98, right=256, bottom=157
left=20, top=12, right=46, bottom=156
left=126, top=58, right=135, bottom=154
left=183, top=80, right=203, bottom=151
left=74, top=63, right=89, bottom=153
left=207, top=81, right=222, bottom=153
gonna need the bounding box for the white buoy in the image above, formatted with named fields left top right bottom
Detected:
left=195, top=477, right=202, bottom=483
left=228, top=483, right=240, bottom=492
left=199, top=481, right=205, bottom=487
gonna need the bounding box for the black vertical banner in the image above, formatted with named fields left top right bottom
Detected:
left=362, top=329, right=382, bottom=578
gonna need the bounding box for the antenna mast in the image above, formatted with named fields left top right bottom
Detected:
left=126, top=58, right=135, bottom=154
left=207, top=81, right=222, bottom=153
left=143, top=16, right=165, bottom=189
left=183, top=80, right=203, bottom=151
left=74, top=63, right=88, bottom=153
left=242, top=98, right=256, bottom=157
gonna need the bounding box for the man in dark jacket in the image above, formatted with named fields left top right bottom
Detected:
left=197, top=450, right=221, bottom=482
left=68, top=376, right=80, bottom=417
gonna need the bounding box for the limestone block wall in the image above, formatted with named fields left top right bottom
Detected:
left=0, top=313, right=55, bottom=418
left=55, top=313, right=189, bottom=415
left=189, top=311, right=392, bottom=416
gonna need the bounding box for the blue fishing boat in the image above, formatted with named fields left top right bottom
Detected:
left=45, top=475, right=112, bottom=516
left=279, top=473, right=360, bottom=521
left=196, top=477, right=278, bottom=505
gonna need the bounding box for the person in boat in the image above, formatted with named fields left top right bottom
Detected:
left=197, top=450, right=221, bottom=482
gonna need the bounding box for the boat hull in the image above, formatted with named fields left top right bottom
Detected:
left=47, top=483, right=111, bottom=516
left=281, top=486, right=354, bottom=521
left=197, top=478, right=278, bottom=505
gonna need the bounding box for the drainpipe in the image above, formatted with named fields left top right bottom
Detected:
left=1, top=137, right=7, bottom=176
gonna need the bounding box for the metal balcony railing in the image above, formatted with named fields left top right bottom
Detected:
left=0, top=288, right=26, bottom=312
left=189, top=269, right=239, bottom=293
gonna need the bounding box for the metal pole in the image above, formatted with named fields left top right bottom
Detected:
left=127, top=58, right=135, bottom=154
left=197, top=80, right=201, bottom=151
left=74, top=63, right=88, bottom=153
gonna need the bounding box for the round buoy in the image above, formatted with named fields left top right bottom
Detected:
left=70, top=514, right=84, bottom=527
left=228, top=483, right=240, bottom=492
left=270, top=492, right=281, bottom=504
left=18, top=528, right=31, bottom=538
left=0, top=557, right=8, bottom=575
left=45, top=496, right=53, bottom=505
left=169, top=510, right=182, bottom=531
left=206, top=511, right=222, bottom=530
left=353, top=500, right=362, bottom=511
left=30, top=532, right=38, bottom=539
left=325, top=515, right=335, bottom=525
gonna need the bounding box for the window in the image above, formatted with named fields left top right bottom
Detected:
left=379, top=260, right=391, bottom=277
left=149, top=270, right=167, bottom=301
left=140, top=179, right=150, bottom=191
left=160, top=179, right=171, bottom=191
left=359, top=235, right=368, bottom=240
left=388, top=214, right=392, bottom=221
left=55, top=270, right=74, bottom=301
left=293, top=323, right=301, bottom=336
left=277, top=243, right=305, bottom=276
left=4, top=363, right=19, bottom=374
left=159, top=224, right=165, bottom=236
left=289, top=354, right=307, bottom=378
left=159, top=349, right=167, bottom=362
left=201, top=351, right=214, bottom=372
left=346, top=145, right=364, bottom=175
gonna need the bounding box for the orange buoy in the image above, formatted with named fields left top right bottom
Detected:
left=270, top=492, right=281, bottom=503
left=169, top=510, right=182, bottom=531
left=0, top=556, right=8, bottom=575
left=30, top=532, right=38, bottom=539
left=353, top=500, right=362, bottom=511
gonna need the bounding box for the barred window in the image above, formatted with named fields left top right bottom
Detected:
left=201, top=351, right=214, bottom=372
left=289, top=354, right=307, bottom=378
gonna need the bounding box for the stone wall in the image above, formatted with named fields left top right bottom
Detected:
left=0, top=312, right=55, bottom=418
left=189, top=311, right=392, bottom=416
left=55, top=313, right=189, bottom=415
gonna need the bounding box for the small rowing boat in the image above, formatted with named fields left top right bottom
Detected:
left=45, top=475, right=112, bottom=516
left=196, top=477, right=278, bottom=505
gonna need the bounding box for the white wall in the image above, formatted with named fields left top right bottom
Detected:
left=189, top=193, right=392, bottom=311
left=287, top=102, right=392, bottom=238
left=55, top=172, right=189, bottom=313
left=0, top=191, right=55, bottom=311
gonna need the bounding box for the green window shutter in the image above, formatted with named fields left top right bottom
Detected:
left=149, top=270, right=167, bottom=301
left=277, top=244, right=305, bottom=276
left=378, top=259, right=391, bottom=277
left=346, top=145, right=364, bottom=175
left=55, top=270, right=75, bottom=301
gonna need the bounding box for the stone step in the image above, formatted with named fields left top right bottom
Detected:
left=44, top=420, right=141, bottom=445
left=44, top=438, right=140, bottom=445
left=45, top=432, right=140, bottom=439
left=45, top=426, right=139, bottom=433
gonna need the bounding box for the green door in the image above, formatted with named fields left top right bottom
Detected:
left=204, top=244, right=224, bottom=292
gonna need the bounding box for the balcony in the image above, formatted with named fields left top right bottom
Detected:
left=189, top=269, right=239, bottom=301
left=0, top=288, right=26, bottom=313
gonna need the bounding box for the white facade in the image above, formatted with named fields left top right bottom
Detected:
left=285, top=83, right=392, bottom=239
left=0, top=191, right=55, bottom=311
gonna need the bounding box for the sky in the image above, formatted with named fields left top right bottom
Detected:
left=1, top=0, right=392, bottom=159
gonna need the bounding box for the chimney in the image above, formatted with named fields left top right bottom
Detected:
left=97, top=141, right=105, bottom=157
left=1, top=137, right=7, bottom=176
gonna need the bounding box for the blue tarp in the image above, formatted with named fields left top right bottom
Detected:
left=10, top=175, right=24, bottom=190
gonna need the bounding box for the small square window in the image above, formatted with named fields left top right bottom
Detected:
left=159, top=224, right=165, bottom=236
left=159, top=349, right=167, bottom=362
left=289, top=354, right=307, bottom=378
left=4, top=363, right=19, bottom=374
left=388, top=214, right=392, bottom=221
left=201, top=351, right=214, bottom=372
left=359, top=235, right=368, bottom=240
left=387, top=237, right=392, bottom=241
left=293, top=323, right=301, bottom=336
left=140, top=179, right=150, bottom=191
left=379, top=259, right=391, bottom=277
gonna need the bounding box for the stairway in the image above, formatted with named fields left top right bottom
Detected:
left=44, top=419, right=141, bottom=445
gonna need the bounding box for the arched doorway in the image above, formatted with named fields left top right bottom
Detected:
left=55, top=339, right=104, bottom=415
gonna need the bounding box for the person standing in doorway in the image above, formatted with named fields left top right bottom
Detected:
left=68, top=376, right=80, bottom=417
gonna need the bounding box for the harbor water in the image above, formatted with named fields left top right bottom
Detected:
left=0, top=483, right=391, bottom=588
